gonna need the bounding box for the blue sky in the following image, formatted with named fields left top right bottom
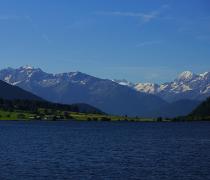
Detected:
left=0, top=0, right=210, bottom=83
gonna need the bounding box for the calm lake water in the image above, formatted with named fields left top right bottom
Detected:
left=0, top=121, right=210, bottom=180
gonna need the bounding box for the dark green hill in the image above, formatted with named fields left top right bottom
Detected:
left=0, top=80, right=42, bottom=101
left=188, top=97, right=210, bottom=120
left=0, top=80, right=103, bottom=114
left=0, top=98, right=103, bottom=115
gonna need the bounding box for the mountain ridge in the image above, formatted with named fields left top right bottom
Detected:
left=0, top=66, right=206, bottom=117
left=0, top=79, right=104, bottom=115
left=0, top=66, right=167, bottom=117
left=114, top=70, right=210, bottom=102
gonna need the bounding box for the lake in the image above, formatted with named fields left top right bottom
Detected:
left=0, top=121, right=210, bottom=180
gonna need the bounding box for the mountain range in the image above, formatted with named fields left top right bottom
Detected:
left=115, top=71, right=210, bottom=102
left=0, top=66, right=209, bottom=117
left=0, top=79, right=102, bottom=115
left=0, top=66, right=166, bottom=117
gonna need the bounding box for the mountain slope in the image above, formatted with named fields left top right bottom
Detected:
left=0, top=79, right=104, bottom=114
left=0, top=66, right=168, bottom=117
left=155, top=99, right=201, bottom=118
left=189, top=97, right=210, bottom=118
left=0, top=98, right=103, bottom=115
left=0, top=80, right=43, bottom=101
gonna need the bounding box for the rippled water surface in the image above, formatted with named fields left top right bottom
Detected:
left=0, top=121, right=210, bottom=180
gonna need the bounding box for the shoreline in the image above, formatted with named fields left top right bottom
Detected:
left=0, top=118, right=209, bottom=122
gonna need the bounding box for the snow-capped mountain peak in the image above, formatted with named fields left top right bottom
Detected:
left=19, top=65, right=34, bottom=70
left=199, top=72, right=210, bottom=79
left=176, top=71, right=196, bottom=82
left=113, top=70, right=210, bottom=102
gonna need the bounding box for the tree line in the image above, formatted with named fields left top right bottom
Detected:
left=0, top=98, right=100, bottom=114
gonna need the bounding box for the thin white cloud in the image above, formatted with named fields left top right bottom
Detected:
left=0, top=14, right=52, bottom=43
left=96, top=11, right=159, bottom=22
left=0, top=16, right=10, bottom=20
left=0, top=15, right=19, bottom=20
left=196, top=35, right=210, bottom=40
left=96, top=4, right=169, bottom=23
left=177, top=15, right=210, bottom=34
left=25, top=15, right=52, bottom=43
left=41, top=33, right=51, bottom=43
left=136, top=40, right=163, bottom=47
left=67, top=18, right=94, bottom=30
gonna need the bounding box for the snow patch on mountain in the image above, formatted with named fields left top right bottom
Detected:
left=4, top=75, right=12, bottom=83
left=20, top=65, right=34, bottom=70
left=134, top=83, right=158, bottom=94
left=113, top=79, right=134, bottom=87
left=199, top=72, right=209, bottom=78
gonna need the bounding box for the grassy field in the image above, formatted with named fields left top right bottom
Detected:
left=0, top=109, right=157, bottom=122
left=0, top=110, right=34, bottom=120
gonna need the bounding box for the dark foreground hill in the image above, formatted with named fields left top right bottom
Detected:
left=0, top=80, right=42, bottom=101
left=0, top=98, right=103, bottom=115
left=187, top=97, right=210, bottom=120
left=0, top=80, right=103, bottom=114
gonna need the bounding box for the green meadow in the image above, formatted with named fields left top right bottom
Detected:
left=0, top=109, right=157, bottom=122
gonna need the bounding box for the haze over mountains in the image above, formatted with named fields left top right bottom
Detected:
left=0, top=66, right=209, bottom=117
